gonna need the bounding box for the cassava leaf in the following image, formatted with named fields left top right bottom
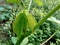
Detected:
left=33, top=0, right=43, bottom=6
left=13, top=12, right=28, bottom=37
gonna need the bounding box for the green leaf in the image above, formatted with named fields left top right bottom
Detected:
left=21, top=37, right=28, bottom=45
left=50, top=42, right=56, bottom=45
left=11, top=37, right=18, bottom=45
left=28, top=43, right=33, bottom=45
left=33, top=0, right=43, bottom=6
left=56, top=39, right=60, bottom=42
left=13, top=12, right=28, bottom=37
left=6, top=0, right=20, bottom=4
left=27, top=13, right=37, bottom=31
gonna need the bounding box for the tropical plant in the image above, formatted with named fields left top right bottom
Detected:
left=5, top=0, right=60, bottom=45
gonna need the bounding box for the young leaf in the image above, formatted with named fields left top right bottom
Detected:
left=13, top=12, right=28, bottom=37
left=33, top=0, right=43, bottom=6
left=27, top=13, right=37, bottom=31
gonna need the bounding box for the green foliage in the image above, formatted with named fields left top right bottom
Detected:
left=6, top=0, right=20, bottom=4
left=33, top=0, right=43, bottom=6
left=33, top=4, right=60, bottom=30
left=11, top=37, right=17, bottom=45
left=13, top=12, right=28, bottom=37
left=27, top=13, right=37, bottom=31
left=50, top=42, right=56, bottom=45
left=0, top=0, right=60, bottom=45
left=28, top=20, right=59, bottom=45
left=13, top=1, right=60, bottom=45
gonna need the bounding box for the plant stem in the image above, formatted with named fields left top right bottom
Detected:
left=33, top=4, right=60, bottom=30
left=28, top=0, right=32, bottom=12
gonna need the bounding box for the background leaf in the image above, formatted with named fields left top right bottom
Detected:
left=33, top=0, right=43, bottom=6
left=11, top=37, right=17, bottom=45
left=6, top=0, right=20, bottom=4
left=21, top=37, right=28, bottom=45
